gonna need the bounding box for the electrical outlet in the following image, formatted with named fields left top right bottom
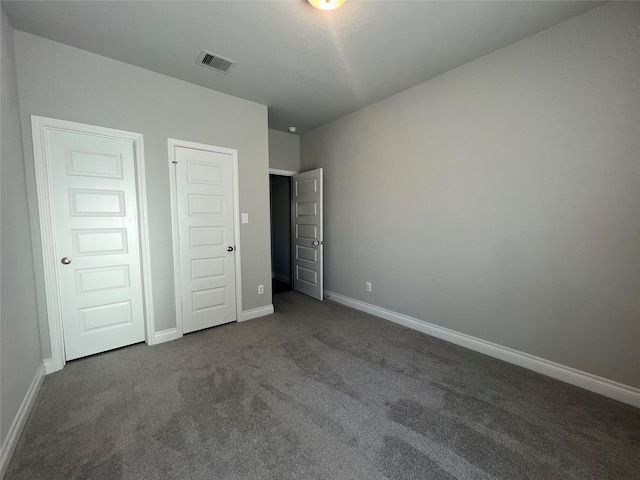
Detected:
left=365, top=282, right=372, bottom=292
left=258, top=284, right=264, bottom=295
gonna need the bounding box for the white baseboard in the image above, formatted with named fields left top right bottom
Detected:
left=151, top=327, right=182, bottom=345
left=324, top=290, right=640, bottom=408
left=272, top=273, right=291, bottom=284
left=43, top=358, right=60, bottom=375
left=0, top=362, right=45, bottom=479
left=240, top=304, right=274, bottom=322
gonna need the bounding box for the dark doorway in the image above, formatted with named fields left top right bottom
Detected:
left=269, top=175, right=292, bottom=294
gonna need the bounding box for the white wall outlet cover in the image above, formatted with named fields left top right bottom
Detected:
left=241, top=213, right=249, bottom=224
left=258, top=284, right=264, bottom=294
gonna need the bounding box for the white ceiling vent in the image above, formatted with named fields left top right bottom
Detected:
left=196, top=50, right=236, bottom=74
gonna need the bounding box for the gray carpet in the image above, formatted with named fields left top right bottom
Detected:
left=6, top=291, right=640, bottom=479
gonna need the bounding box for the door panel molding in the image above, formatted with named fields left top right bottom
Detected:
left=31, top=116, right=155, bottom=373
left=292, top=168, right=324, bottom=301
left=168, top=138, right=243, bottom=336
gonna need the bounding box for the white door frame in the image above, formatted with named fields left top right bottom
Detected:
left=268, top=168, right=298, bottom=177
left=31, top=115, right=155, bottom=374
left=168, top=138, right=243, bottom=336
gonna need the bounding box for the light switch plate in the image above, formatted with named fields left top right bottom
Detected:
left=241, top=213, right=249, bottom=224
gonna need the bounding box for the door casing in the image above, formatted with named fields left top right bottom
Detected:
left=31, top=115, right=155, bottom=374
left=168, top=138, right=243, bottom=336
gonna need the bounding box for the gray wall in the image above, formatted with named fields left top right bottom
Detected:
left=268, top=129, right=300, bottom=172
left=13, top=31, right=273, bottom=343
left=0, top=7, right=42, bottom=446
left=301, top=2, right=640, bottom=388
left=270, top=175, right=291, bottom=282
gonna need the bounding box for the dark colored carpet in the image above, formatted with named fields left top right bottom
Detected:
left=6, top=291, right=640, bottom=479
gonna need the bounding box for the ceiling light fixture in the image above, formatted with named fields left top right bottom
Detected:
left=288, top=126, right=297, bottom=133
left=308, top=0, right=346, bottom=11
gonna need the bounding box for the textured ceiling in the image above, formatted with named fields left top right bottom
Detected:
left=3, top=1, right=604, bottom=134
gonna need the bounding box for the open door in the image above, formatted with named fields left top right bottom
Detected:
left=292, top=168, right=323, bottom=301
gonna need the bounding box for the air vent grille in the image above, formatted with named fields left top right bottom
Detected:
left=197, top=50, right=236, bottom=74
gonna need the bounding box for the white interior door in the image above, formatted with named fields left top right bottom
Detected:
left=48, top=129, right=146, bottom=360
left=174, top=146, right=237, bottom=333
left=292, top=168, right=324, bottom=301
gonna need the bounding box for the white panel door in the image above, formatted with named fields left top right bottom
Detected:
left=175, top=146, right=237, bottom=333
left=48, top=130, right=146, bottom=360
left=292, top=168, right=324, bottom=301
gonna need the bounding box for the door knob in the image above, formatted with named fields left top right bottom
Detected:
left=61, top=257, right=72, bottom=265
left=313, top=240, right=320, bottom=246
left=227, top=246, right=234, bottom=252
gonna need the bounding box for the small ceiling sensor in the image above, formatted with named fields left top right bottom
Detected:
left=288, top=127, right=297, bottom=133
